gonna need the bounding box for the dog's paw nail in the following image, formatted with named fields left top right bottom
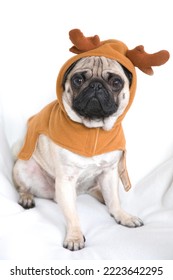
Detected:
left=135, top=218, right=144, bottom=227
left=18, top=196, right=35, bottom=209
left=128, top=217, right=144, bottom=228
left=63, top=235, right=85, bottom=251
left=113, top=213, right=143, bottom=228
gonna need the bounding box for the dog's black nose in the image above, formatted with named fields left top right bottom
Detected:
left=89, top=81, right=103, bottom=90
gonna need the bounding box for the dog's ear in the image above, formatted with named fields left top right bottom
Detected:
left=62, top=60, right=80, bottom=89
left=120, top=64, right=132, bottom=87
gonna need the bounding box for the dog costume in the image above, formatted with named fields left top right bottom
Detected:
left=18, top=29, right=170, bottom=191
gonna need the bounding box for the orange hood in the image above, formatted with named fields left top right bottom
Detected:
left=18, top=39, right=137, bottom=159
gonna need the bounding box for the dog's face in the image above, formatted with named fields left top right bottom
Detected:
left=62, top=56, right=132, bottom=130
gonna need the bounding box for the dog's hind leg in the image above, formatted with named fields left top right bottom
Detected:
left=13, top=158, right=55, bottom=209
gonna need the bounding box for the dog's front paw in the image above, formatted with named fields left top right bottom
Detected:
left=18, top=193, right=35, bottom=209
left=112, top=211, right=143, bottom=228
left=63, top=231, right=85, bottom=251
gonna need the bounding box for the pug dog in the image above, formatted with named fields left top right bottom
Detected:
left=13, top=56, right=143, bottom=251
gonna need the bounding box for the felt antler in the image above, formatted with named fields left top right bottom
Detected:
left=69, top=29, right=170, bottom=75
left=126, top=45, right=170, bottom=75
left=69, top=29, right=101, bottom=54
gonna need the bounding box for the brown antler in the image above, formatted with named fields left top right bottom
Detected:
left=126, top=45, right=170, bottom=75
left=69, top=29, right=101, bottom=54
left=69, top=29, right=170, bottom=74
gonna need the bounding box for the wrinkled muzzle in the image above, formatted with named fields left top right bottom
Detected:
left=72, top=80, right=118, bottom=119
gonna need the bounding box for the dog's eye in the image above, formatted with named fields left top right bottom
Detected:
left=71, top=74, right=84, bottom=88
left=109, top=76, right=124, bottom=92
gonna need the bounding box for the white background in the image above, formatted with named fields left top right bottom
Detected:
left=0, top=0, right=172, bottom=185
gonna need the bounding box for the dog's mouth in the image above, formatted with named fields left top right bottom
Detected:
left=72, top=85, right=118, bottom=119
left=73, top=96, right=118, bottom=119
left=74, top=97, right=117, bottom=119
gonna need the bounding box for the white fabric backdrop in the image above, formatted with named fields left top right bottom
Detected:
left=0, top=0, right=173, bottom=260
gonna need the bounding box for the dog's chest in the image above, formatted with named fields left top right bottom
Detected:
left=34, top=135, right=122, bottom=192
left=57, top=144, right=122, bottom=193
